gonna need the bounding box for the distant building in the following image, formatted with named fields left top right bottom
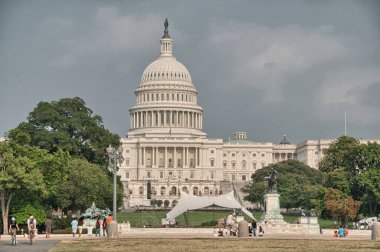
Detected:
left=118, top=21, right=380, bottom=209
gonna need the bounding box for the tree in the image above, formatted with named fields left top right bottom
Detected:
left=164, top=200, right=170, bottom=209
left=56, top=158, right=123, bottom=212
left=243, top=160, right=324, bottom=210
left=319, top=137, right=380, bottom=216
left=354, top=167, right=380, bottom=216
left=319, top=135, right=360, bottom=173
left=11, top=97, right=120, bottom=166
left=324, top=188, right=361, bottom=226
left=0, top=141, right=46, bottom=234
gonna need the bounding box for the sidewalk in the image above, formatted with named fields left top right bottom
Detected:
left=0, top=228, right=372, bottom=241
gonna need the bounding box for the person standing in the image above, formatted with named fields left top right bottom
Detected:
left=96, top=217, right=102, bottom=237
left=251, top=220, right=257, bottom=237
left=78, top=217, right=84, bottom=238
left=102, top=217, right=107, bottom=237
left=45, top=218, right=53, bottom=238
left=71, top=218, right=78, bottom=237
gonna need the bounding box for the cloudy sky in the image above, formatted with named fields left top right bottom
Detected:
left=1, top=0, right=379, bottom=143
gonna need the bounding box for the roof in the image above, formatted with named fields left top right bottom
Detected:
left=166, top=191, right=256, bottom=220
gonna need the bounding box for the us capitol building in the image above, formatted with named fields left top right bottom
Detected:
left=118, top=20, right=378, bottom=209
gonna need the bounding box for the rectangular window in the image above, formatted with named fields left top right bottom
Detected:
left=178, top=171, right=182, bottom=179
left=147, top=171, right=151, bottom=178
left=232, top=174, right=236, bottom=181
left=160, top=171, right=164, bottom=178
left=252, top=162, right=256, bottom=169
left=223, top=153, right=227, bottom=157
left=232, top=163, right=236, bottom=169
left=261, top=153, right=265, bottom=157
left=126, top=172, right=129, bottom=179
left=211, top=150, right=214, bottom=154
left=223, top=162, right=227, bottom=168
left=242, top=175, right=247, bottom=181
left=261, top=162, right=265, bottom=168
left=232, top=153, right=235, bottom=157
left=190, top=171, right=195, bottom=178
left=210, top=160, right=214, bottom=167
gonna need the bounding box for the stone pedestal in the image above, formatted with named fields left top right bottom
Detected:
left=107, top=221, right=119, bottom=238
left=372, top=222, right=380, bottom=240
left=238, top=220, right=249, bottom=237
left=260, top=193, right=286, bottom=224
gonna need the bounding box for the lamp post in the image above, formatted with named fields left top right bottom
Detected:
left=106, top=145, right=124, bottom=221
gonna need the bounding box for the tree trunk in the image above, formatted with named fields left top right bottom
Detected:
left=1, top=190, right=14, bottom=235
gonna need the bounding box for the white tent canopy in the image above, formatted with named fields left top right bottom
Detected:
left=166, top=191, right=256, bottom=220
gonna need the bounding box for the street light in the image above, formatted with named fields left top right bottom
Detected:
left=106, top=145, right=124, bottom=221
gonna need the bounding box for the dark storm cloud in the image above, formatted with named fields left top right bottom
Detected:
left=1, top=0, right=379, bottom=142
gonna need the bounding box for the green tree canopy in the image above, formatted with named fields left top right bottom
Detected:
left=9, top=97, right=120, bottom=166
left=56, top=158, right=123, bottom=212
left=243, top=160, right=324, bottom=210
left=0, top=140, right=47, bottom=234
left=319, top=136, right=380, bottom=216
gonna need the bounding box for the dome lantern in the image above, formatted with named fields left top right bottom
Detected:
left=160, top=18, right=173, bottom=57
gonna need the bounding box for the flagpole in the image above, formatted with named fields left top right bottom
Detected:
left=344, top=110, right=347, bottom=136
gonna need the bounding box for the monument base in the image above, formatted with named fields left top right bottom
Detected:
left=259, top=193, right=286, bottom=224
left=259, top=222, right=321, bottom=235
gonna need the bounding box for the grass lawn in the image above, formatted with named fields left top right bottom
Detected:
left=49, top=238, right=380, bottom=252
left=116, top=210, right=335, bottom=228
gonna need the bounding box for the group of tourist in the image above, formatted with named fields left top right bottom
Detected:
left=334, top=226, right=349, bottom=238
left=71, top=215, right=113, bottom=237
left=224, top=212, right=264, bottom=237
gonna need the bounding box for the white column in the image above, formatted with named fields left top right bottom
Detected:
left=165, top=147, right=168, bottom=168
left=151, top=111, right=154, bottom=127
left=170, top=110, right=173, bottom=126
left=182, top=111, right=185, bottom=127
left=195, top=147, right=198, bottom=168
left=143, top=147, right=145, bottom=166
left=186, top=147, right=189, bottom=166
left=164, top=110, right=167, bottom=126
left=174, top=147, right=177, bottom=168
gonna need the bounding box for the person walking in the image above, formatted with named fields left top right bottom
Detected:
left=71, top=218, right=78, bottom=237
left=45, top=217, right=53, bottom=238
left=251, top=220, right=257, bottom=237
left=78, top=217, right=84, bottom=238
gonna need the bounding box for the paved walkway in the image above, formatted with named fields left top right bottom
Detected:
left=0, top=229, right=372, bottom=252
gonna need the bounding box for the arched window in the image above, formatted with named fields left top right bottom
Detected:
left=204, top=187, right=210, bottom=196
left=160, top=186, right=166, bottom=196
left=193, top=187, right=198, bottom=195
left=171, top=186, right=177, bottom=196
left=172, top=200, right=178, bottom=207
left=182, top=186, right=188, bottom=193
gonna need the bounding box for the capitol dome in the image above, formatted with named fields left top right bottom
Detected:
left=128, top=19, right=206, bottom=139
